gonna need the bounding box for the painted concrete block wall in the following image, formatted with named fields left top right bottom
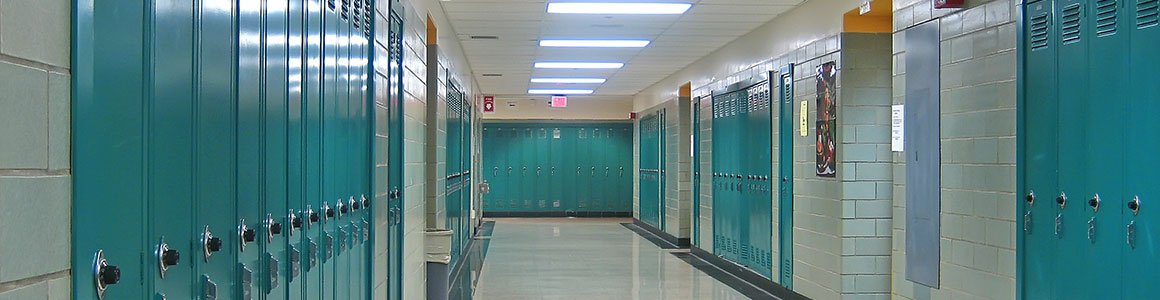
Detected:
left=0, top=0, right=72, bottom=298
left=401, top=5, right=430, bottom=299
left=426, top=49, right=448, bottom=230
left=890, top=0, right=1018, bottom=299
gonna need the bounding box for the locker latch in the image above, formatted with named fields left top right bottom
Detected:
left=93, top=250, right=120, bottom=299
left=203, top=226, right=224, bottom=261
left=266, top=214, right=282, bottom=243
left=289, top=246, right=301, bottom=281
left=289, top=210, right=302, bottom=235
left=157, top=238, right=180, bottom=278
left=240, top=220, right=256, bottom=252
left=239, top=265, right=253, bottom=300
left=202, top=275, right=217, bottom=300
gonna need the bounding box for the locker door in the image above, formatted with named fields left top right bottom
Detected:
left=752, top=81, right=774, bottom=278
left=777, top=66, right=795, bottom=286
left=577, top=127, right=591, bottom=212
left=264, top=0, right=292, bottom=297
left=593, top=127, right=607, bottom=213
left=1021, top=2, right=1059, bottom=298
left=658, top=113, right=667, bottom=228
left=483, top=127, right=493, bottom=210
left=693, top=98, right=702, bottom=244
left=320, top=2, right=340, bottom=298
left=237, top=0, right=265, bottom=298
left=1052, top=0, right=1095, bottom=296
left=1081, top=0, right=1127, bottom=296
left=522, top=127, right=535, bottom=211
left=551, top=127, right=564, bottom=211
left=619, top=126, right=633, bottom=212
left=286, top=0, right=308, bottom=297
left=508, top=128, right=520, bottom=211
left=1123, top=0, right=1160, bottom=297
left=386, top=5, right=406, bottom=299
left=563, top=127, right=579, bottom=212
left=536, top=127, right=550, bottom=212
left=197, top=0, right=241, bottom=298
left=334, top=2, right=353, bottom=298
left=148, top=1, right=196, bottom=298
left=602, top=127, right=617, bottom=213
left=303, top=0, right=326, bottom=297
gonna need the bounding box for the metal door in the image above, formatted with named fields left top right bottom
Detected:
left=148, top=1, right=197, bottom=298
left=777, top=65, right=795, bottom=287
left=74, top=1, right=149, bottom=298
left=1122, top=0, right=1158, bottom=297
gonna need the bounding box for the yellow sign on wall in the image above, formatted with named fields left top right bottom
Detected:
left=800, top=101, right=809, bottom=136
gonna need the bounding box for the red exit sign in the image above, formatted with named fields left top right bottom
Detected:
left=550, top=96, right=567, bottom=108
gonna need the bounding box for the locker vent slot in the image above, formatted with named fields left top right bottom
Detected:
left=327, top=0, right=336, bottom=10
left=365, top=0, right=374, bottom=36
left=1030, top=14, right=1050, bottom=50
left=1139, top=0, right=1159, bottom=28
left=1060, top=4, right=1082, bottom=44
left=353, top=0, right=362, bottom=29
left=342, top=0, right=350, bottom=20
left=1095, top=0, right=1118, bottom=36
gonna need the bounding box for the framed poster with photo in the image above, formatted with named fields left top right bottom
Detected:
left=816, top=62, right=837, bottom=177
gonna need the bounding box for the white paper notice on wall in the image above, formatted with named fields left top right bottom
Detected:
left=892, top=104, right=904, bottom=152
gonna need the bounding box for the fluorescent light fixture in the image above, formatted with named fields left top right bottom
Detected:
left=531, top=78, right=607, bottom=84
left=539, top=39, right=651, bottom=47
left=528, top=89, right=594, bottom=94
left=534, top=62, right=624, bottom=69
left=547, top=2, right=692, bottom=14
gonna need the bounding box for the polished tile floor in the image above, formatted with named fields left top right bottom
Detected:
left=473, top=218, right=755, bottom=300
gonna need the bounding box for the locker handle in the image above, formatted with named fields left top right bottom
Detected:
left=1026, top=191, right=1036, bottom=206
left=620, top=167, right=624, bottom=176
left=507, top=167, right=513, bottom=175
left=577, top=167, right=581, bottom=175
left=1056, top=193, right=1067, bottom=209
left=1129, top=196, right=1141, bottom=215
left=1089, top=195, right=1101, bottom=213
left=522, top=166, right=527, bottom=175
left=591, top=166, right=596, bottom=176
left=537, top=166, right=542, bottom=176
left=551, top=167, right=556, bottom=175
left=94, top=250, right=120, bottom=299
left=605, top=167, right=610, bottom=176
left=494, top=167, right=498, bottom=176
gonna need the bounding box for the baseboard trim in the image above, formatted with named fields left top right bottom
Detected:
left=631, top=218, right=691, bottom=248
left=482, top=211, right=632, bottom=218
left=688, top=246, right=810, bottom=300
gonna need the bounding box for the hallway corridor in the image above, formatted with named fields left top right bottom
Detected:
left=473, top=219, right=758, bottom=300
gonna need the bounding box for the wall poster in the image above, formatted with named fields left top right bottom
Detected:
left=815, top=62, right=837, bottom=177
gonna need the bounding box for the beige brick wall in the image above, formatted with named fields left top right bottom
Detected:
left=890, top=0, right=1018, bottom=299
left=0, top=0, right=73, bottom=298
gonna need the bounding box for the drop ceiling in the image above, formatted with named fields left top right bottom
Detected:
left=440, top=0, right=805, bottom=97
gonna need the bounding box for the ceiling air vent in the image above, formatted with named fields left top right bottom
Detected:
left=481, top=74, right=503, bottom=77
left=470, top=35, right=500, bottom=40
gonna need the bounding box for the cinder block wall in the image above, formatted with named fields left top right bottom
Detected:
left=695, top=95, right=713, bottom=248
left=0, top=0, right=73, bottom=298
left=427, top=49, right=449, bottom=230
left=890, top=0, right=1018, bottom=299
left=401, top=5, right=429, bottom=299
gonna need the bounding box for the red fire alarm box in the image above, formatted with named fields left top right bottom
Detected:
left=934, top=0, right=964, bottom=9
left=483, top=96, right=495, bottom=112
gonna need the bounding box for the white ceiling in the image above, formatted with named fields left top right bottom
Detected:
left=440, top=0, right=805, bottom=97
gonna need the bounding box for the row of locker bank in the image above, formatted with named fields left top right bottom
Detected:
left=481, top=123, right=634, bottom=215
left=71, top=0, right=437, bottom=299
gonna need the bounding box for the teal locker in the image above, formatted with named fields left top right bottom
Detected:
left=1019, top=0, right=1160, bottom=297
left=237, top=0, right=265, bottom=297
left=563, top=127, right=580, bottom=212
left=320, top=1, right=339, bottom=298
left=1052, top=0, right=1092, bottom=296
left=1124, top=0, right=1160, bottom=297
left=74, top=1, right=150, bottom=298
left=578, top=127, right=591, bottom=212
left=287, top=0, right=309, bottom=297
left=619, top=126, right=633, bottom=212
left=148, top=0, right=197, bottom=298
left=536, top=127, right=550, bottom=211
left=507, top=128, right=520, bottom=210
left=692, top=97, right=702, bottom=246
left=594, top=127, right=608, bottom=213
left=776, top=66, right=795, bottom=286
left=195, top=0, right=241, bottom=296
left=551, top=127, right=565, bottom=211
left=263, top=0, right=292, bottom=297
left=385, top=3, right=407, bottom=298
left=303, top=0, right=327, bottom=296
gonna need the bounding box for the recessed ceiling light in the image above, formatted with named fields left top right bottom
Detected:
left=547, top=3, right=692, bottom=14
left=531, top=78, right=607, bottom=83
left=539, top=39, right=650, bottom=47
left=529, top=89, right=595, bottom=94
left=534, top=62, right=624, bottom=69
